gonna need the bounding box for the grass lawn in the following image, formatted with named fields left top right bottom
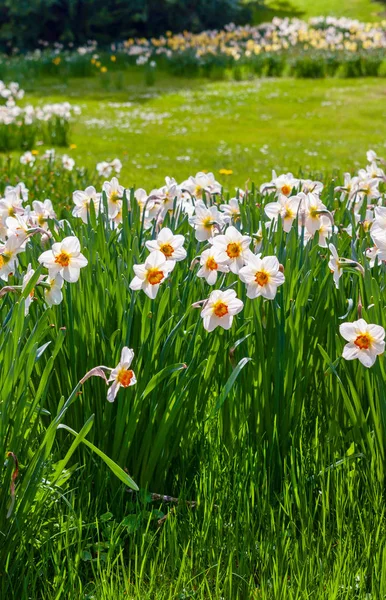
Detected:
left=23, top=73, right=386, bottom=190
left=255, top=0, right=386, bottom=21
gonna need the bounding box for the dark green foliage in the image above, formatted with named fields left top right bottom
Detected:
left=0, top=0, right=253, bottom=51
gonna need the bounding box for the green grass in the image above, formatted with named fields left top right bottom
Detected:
left=17, top=73, right=386, bottom=190
left=255, top=0, right=386, bottom=22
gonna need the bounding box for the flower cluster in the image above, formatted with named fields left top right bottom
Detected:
left=2, top=147, right=386, bottom=369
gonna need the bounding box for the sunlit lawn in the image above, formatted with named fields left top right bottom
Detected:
left=19, top=73, right=386, bottom=190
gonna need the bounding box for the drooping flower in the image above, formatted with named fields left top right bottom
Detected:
left=38, top=236, right=88, bottom=283
left=200, top=289, right=243, bottom=332
left=197, top=248, right=229, bottom=285
left=129, top=250, right=172, bottom=299
left=328, top=244, right=343, bottom=289
left=107, top=347, right=137, bottom=402
left=44, top=273, right=64, bottom=307
left=339, top=319, right=385, bottom=368
left=239, top=254, right=285, bottom=299
left=21, top=264, right=35, bottom=315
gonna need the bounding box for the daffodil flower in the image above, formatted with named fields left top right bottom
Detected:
left=210, top=225, right=252, bottom=274
left=200, top=289, right=243, bottom=332
left=38, top=236, right=88, bottom=283
left=145, top=227, right=187, bottom=267
left=129, top=250, right=173, bottom=299
left=197, top=248, right=229, bottom=285
left=239, top=255, right=285, bottom=299
left=339, top=319, right=385, bottom=368
left=107, top=347, right=137, bottom=402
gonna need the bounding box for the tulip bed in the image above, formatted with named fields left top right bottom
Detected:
left=1, top=147, right=386, bottom=598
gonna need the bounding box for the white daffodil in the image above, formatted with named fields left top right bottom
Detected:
left=20, top=151, right=36, bottom=166
left=260, top=170, right=298, bottom=196
left=44, top=273, right=64, bottom=306
left=339, top=319, right=385, bottom=368
left=301, top=193, right=328, bottom=234
left=97, top=161, right=113, bottom=178
left=38, top=236, right=88, bottom=283
left=72, top=186, right=101, bottom=223
left=210, top=225, right=251, bottom=274
left=303, top=215, right=332, bottom=248
left=107, top=347, right=137, bottom=402
left=103, top=177, right=125, bottom=219
left=0, top=235, right=24, bottom=281
left=0, top=191, right=24, bottom=221
left=239, top=254, right=284, bottom=299
left=62, top=155, right=75, bottom=171
left=370, top=207, right=386, bottom=239
left=182, top=172, right=221, bottom=200
left=21, top=264, right=35, bottom=316
left=200, top=289, right=243, bottom=332
left=188, top=202, right=224, bottom=242
left=197, top=248, right=229, bottom=285
left=219, top=198, right=241, bottom=225
left=110, top=158, right=122, bottom=175
left=367, top=232, right=386, bottom=267
left=264, top=193, right=302, bottom=233
left=145, top=227, right=186, bottom=267
left=328, top=244, right=343, bottom=289
left=31, top=199, right=56, bottom=229
left=129, top=250, right=172, bottom=299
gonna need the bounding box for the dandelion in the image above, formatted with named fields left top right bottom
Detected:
left=38, top=236, right=88, bottom=283
left=200, top=289, right=243, bottom=332
left=239, top=255, right=285, bottom=299
left=339, top=319, right=385, bottom=367
left=107, top=347, right=137, bottom=402
left=129, top=250, right=173, bottom=299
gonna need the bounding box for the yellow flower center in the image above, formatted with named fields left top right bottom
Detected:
left=8, top=207, right=15, bottom=217
left=202, top=217, right=213, bottom=230
left=55, top=251, right=71, bottom=267
left=309, top=207, right=319, bottom=219
left=206, top=257, right=218, bottom=271
left=226, top=242, right=241, bottom=258
left=0, top=252, right=12, bottom=266
left=146, top=268, right=164, bottom=285
left=159, top=243, right=174, bottom=258
left=110, top=191, right=120, bottom=204
left=354, top=333, right=373, bottom=350
left=194, top=185, right=203, bottom=198
left=38, top=215, right=46, bottom=226
left=283, top=207, right=294, bottom=219
left=281, top=184, right=291, bottom=195
left=117, top=368, right=134, bottom=387
left=213, top=301, right=228, bottom=318
left=255, top=270, right=269, bottom=286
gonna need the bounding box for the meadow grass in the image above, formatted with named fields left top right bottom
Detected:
left=258, top=0, right=386, bottom=22
left=1, top=149, right=386, bottom=597
left=14, top=74, right=386, bottom=191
